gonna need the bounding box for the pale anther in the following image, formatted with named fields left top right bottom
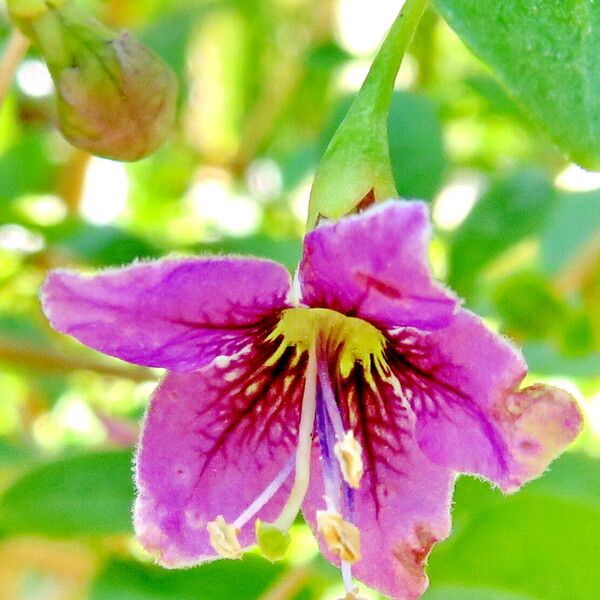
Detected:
left=207, top=515, right=242, bottom=559
left=334, top=430, right=364, bottom=489
left=317, top=511, right=361, bottom=563
left=339, top=588, right=368, bottom=600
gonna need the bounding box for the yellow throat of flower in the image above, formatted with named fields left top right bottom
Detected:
left=268, top=307, right=388, bottom=380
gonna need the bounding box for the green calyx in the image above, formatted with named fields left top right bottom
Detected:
left=255, top=520, right=291, bottom=562
left=307, top=0, right=429, bottom=229
left=7, top=0, right=177, bottom=161
left=7, top=0, right=113, bottom=70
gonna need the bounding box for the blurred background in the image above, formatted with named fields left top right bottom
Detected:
left=0, top=0, right=599, bottom=598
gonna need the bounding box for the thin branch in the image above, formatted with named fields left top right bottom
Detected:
left=58, top=149, right=91, bottom=214
left=0, top=337, right=157, bottom=382
left=258, top=565, right=312, bottom=600
left=0, top=29, right=30, bottom=107
left=554, top=231, right=600, bottom=295
left=232, top=0, right=336, bottom=172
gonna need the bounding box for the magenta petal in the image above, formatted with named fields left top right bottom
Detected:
left=41, top=257, right=291, bottom=370
left=135, top=349, right=304, bottom=567
left=299, top=201, right=458, bottom=330
left=402, top=309, right=583, bottom=492
left=303, top=434, right=454, bottom=599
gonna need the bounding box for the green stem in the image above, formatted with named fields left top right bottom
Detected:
left=353, top=0, right=430, bottom=117
left=307, top=0, right=429, bottom=229
left=0, top=336, right=156, bottom=382
left=0, top=29, right=29, bottom=108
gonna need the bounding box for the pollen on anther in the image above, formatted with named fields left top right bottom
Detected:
left=340, top=588, right=368, bottom=600
left=334, top=430, right=364, bottom=489
left=207, top=515, right=242, bottom=559
left=316, top=511, right=361, bottom=563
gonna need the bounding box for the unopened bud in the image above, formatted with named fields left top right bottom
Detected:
left=334, top=430, right=364, bottom=489
left=316, top=511, right=361, bottom=563
left=255, top=520, right=291, bottom=562
left=207, top=516, right=243, bottom=559
left=8, top=0, right=177, bottom=161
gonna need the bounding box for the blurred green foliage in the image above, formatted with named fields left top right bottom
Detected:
left=0, top=0, right=599, bottom=599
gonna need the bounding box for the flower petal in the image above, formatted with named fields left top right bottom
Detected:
left=391, top=309, right=583, bottom=492
left=42, top=257, right=291, bottom=370
left=299, top=201, right=457, bottom=330
left=303, top=428, right=454, bottom=599
left=134, top=338, right=306, bottom=567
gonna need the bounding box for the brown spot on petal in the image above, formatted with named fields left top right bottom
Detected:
left=353, top=272, right=403, bottom=300
left=392, top=524, right=438, bottom=593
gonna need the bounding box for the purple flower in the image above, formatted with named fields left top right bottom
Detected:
left=41, top=201, right=582, bottom=600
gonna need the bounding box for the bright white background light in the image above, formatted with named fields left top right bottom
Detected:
left=555, top=163, right=600, bottom=192
left=188, top=168, right=261, bottom=237
left=16, top=59, right=54, bottom=98
left=432, top=173, right=487, bottom=231
left=80, top=158, right=129, bottom=225
left=336, top=0, right=405, bottom=56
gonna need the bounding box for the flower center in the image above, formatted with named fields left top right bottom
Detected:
left=268, top=307, right=388, bottom=380
left=209, top=307, right=384, bottom=597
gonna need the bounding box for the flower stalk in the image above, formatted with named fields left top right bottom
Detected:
left=307, top=0, right=430, bottom=228
left=0, top=29, right=29, bottom=106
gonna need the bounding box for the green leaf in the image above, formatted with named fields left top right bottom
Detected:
left=492, top=272, right=567, bottom=339
left=190, top=235, right=302, bottom=273
left=140, top=5, right=215, bottom=84
left=433, top=0, right=600, bottom=168
left=45, top=219, right=162, bottom=266
left=525, top=453, right=600, bottom=509
left=0, top=450, right=134, bottom=536
left=541, top=189, right=600, bottom=276
left=448, top=170, right=556, bottom=298
left=466, top=75, right=522, bottom=119
left=306, top=41, right=351, bottom=70
left=424, top=587, right=533, bottom=600
left=388, top=92, right=446, bottom=201
left=428, top=454, right=600, bottom=599
left=523, top=342, right=600, bottom=378
left=90, top=557, right=283, bottom=600
left=0, top=315, right=53, bottom=348
left=0, top=133, right=55, bottom=201
left=0, top=440, right=34, bottom=467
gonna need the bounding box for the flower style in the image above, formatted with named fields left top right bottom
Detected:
left=41, top=201, right=582, bottom=600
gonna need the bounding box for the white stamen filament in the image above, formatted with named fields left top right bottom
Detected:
left=318, top=354, right=360, bottom=595
left=273, top=341, right=318, bottom=531
left=232, top=458, right=294, bottom=529
left=342, top=560, right=354, bottom=593
left=319, top=360, right=345, bottom=438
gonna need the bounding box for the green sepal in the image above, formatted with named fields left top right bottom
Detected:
left=307, top=0, right=429, bottom=229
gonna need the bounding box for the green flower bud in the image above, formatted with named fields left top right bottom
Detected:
left=8, top=0, right=177, bottom=161
left=255, top=520, right=291, bottom=562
